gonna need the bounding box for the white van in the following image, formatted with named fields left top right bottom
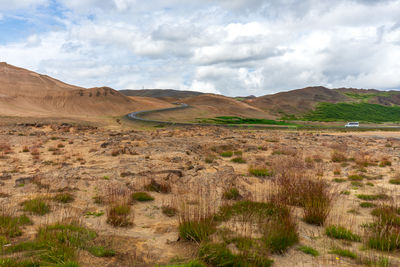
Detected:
left=345, top=122, right=359, bottom=128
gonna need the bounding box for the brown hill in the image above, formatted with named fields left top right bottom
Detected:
left=142, top=94, right=273, bottom=122
left=120, top=89, right=204, bottom=99
left=246, top=86, right=351, bottom=115
left=0, top=63, right=172, bottom=117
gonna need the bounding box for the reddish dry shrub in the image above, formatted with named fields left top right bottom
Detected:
left=331, top=150, right=347, bottom=162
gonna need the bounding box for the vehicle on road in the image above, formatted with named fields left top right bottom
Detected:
left=345, top=122, right=359, bottom=127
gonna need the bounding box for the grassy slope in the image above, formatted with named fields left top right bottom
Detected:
left=304, top=102, right=400, bottom=122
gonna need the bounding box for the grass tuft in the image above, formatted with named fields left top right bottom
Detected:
left=297, top=245, right=319, bottom=256
left=325, top=225, right=361, bottom=242
left=132, top=192, right=154, bottom=202
left=22, top=198, right=50, bottom=216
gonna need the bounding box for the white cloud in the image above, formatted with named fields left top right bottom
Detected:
left=1, top=0, right=400, bottom=96
left=0, top=0, right=48, bottom=10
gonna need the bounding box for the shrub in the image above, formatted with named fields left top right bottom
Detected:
left=302, top=179, right=333, bottom=226
left=107, top=204, right=132, bottom=227
left=222, top=188, right=241, bottom=200
left=379, top=159, right=391, bottom=167
left=22, top=198, right=50, bottom=215
left=6, top=223, right=98, bottom=265
left=179, top=218, right=215, bottom=242
left=88, top=246, right=116, bottom=257
left=144, top=179, right=171, bottom=194
left=348, top=174, right=364, bottom=181
left=329, top=247, right=357, bottom=259
left=389, top=179, right=400, bottom=185
left=360, top=202, right=376, bottom=208
left=333, top=178, right=346, bottom=183
left=331, top=151, right=347, bottom=162
left=262, top=214, right=298, bottom=253
left=198, top=243, right=273, bottom=267
left=325, top=225, right=361, bottom=242
left=367, top=205, right=400, bottom=251
left=298, top=245, right=319, bottom=256
left=205, top=155, right=215, bottom=163
left=132, top=192, right=154, bottom=202
left=0, top=214, right=32, bottom=238
left=231, top=157, right=246, bottom=163
left=53, top=193, right=74, bottom=203
left=162, top=206, right=177, bottom=217
left=371, top=206, right=400, bottom=226
left=356, top=194, right=389, bottom=201
left=248, top=167, right=272, bottom=177
left=220, top=151, right=233, bottom=157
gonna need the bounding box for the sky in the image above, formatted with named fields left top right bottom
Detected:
left=1, top=0, right=400, bottom=96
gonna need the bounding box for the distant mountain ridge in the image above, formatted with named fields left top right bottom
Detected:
left=120, top=89, right=204, bottom=99
left=0, top=63, right=172, bottom=117
left=246, top=86, right=400, bottom=116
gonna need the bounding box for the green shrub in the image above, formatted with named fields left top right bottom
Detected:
left=248, top=167, right=272, bottom=177
left=53, top=193, right=74, bottom=203
left=357, top=194, right=389, bottom=201
left=325, top=225, right=361, bottom=242
left=360, top=202, right=376, bottom=208
left=179, top=218, right=215, bottom=242
left=348, top=175, right=364, bottom=181
left=222, top=188, right=241, bottom=200
left=303, top=102, right=400, bottom=123
left=88, top=246, right=116, bottom=257
left=0, top=214, right=31, bottom=238
left=198, top=243, right=273, bottom=267
left=22, top=198, right=50, bottom=215
left=231, top=157, right=246, bottom=163
left=107, top=204, right=132, bottom=227
left=132, top=192, right=154, bottom=202
left=298, top=245, right=319, bottom=256
left=366, top=206, right=400, bottom=251
left=379, top=160, right=391, bottom=167
left=220, top=151, right=233, bottom=157
left=6, top=223, right=97, bottom=265
left=302, top=180, right=332, bottom=226
left=329, top=247, right=357, bottom=259
left=162, top=206, right=177, bottom=217
left=332, top=178, right=346, bottom=183
left=389, top=179, right=400, bottom=185
left=262, top=215, right=298, bottom=253
left=218, top=201, right=288, bottom=222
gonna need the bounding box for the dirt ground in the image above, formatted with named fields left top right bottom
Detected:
left=1, top=119, right=400, bottom=266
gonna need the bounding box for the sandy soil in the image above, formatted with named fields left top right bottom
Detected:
left=1, top=120, right=400, bottom=266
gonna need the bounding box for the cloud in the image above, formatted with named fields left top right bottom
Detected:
left=0, top=0, right=48, bottom=10
left=1, top=0, right=400, bottom=96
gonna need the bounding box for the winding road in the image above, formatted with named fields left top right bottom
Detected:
left=126, top=104, right=400, bottom=130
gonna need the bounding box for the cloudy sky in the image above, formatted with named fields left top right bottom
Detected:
left=1, top=0, right=400, bottom=96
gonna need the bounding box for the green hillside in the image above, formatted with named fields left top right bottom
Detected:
left=303, top=102, right=400, bottom=122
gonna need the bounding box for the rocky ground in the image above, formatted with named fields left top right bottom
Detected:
left=1, top=122, right=400, bottom=266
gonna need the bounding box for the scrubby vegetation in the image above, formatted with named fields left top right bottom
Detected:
left=199, top=116, right=295, bottom=125
left=304, top=102, right=400, bottom=122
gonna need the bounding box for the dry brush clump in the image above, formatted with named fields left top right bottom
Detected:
left=272, top=156, right=335, bottom=226
left=102, top=184, right=134, bottom=227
